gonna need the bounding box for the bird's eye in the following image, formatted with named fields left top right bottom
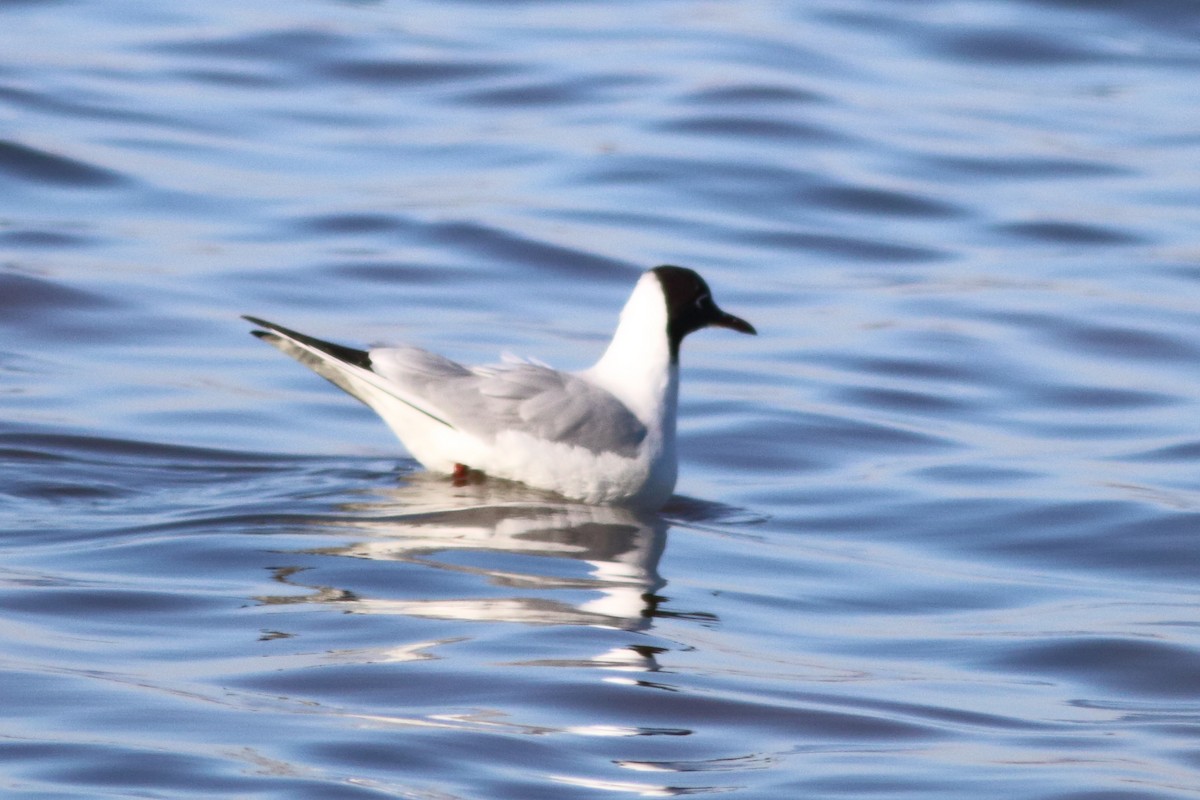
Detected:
left=695, top=293, right=710, bottom=309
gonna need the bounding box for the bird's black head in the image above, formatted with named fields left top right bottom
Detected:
left=652, top=265, right=756, bottom=362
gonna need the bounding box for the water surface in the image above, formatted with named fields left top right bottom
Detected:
left=2, top=1, right=1199, bottom=797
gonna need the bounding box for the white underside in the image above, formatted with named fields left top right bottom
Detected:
left=350, top=370, right=677, bottom=508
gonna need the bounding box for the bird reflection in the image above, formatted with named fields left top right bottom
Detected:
left=262, top=473, right=684, bottom=633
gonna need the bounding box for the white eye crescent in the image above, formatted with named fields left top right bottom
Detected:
left=695, top=293, right=710, bottom=309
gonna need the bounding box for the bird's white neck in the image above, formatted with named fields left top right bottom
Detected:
left=585, top=273, right=678, bottom=431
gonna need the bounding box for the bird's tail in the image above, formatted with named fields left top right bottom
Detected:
left=243, top=316, right=456, bottom=431
left=243, top=315, right=386, bottom=404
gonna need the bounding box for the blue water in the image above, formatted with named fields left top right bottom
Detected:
left=3, top=1, right=1200, bottom=797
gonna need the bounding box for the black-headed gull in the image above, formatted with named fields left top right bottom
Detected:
left=244, top=265, right=755, bottom=508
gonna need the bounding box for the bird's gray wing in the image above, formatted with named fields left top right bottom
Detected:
left=369, top=350, right=646, bottom=457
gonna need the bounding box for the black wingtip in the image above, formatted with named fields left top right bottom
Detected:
left=242, top=315, right=372, bottom=370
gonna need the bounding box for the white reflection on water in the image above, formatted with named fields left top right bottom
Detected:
left=261, top=474, right=671, bottom=632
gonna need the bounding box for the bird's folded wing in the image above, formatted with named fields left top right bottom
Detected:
left=370, top=350, right=647, bottom=458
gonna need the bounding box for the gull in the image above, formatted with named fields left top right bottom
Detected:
left=244, top=265, right=755, bottom=509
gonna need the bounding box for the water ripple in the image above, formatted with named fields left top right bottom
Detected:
left=993, top=636, right=1200, bottom=699
left=0, top=139, right=124, bottom=187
